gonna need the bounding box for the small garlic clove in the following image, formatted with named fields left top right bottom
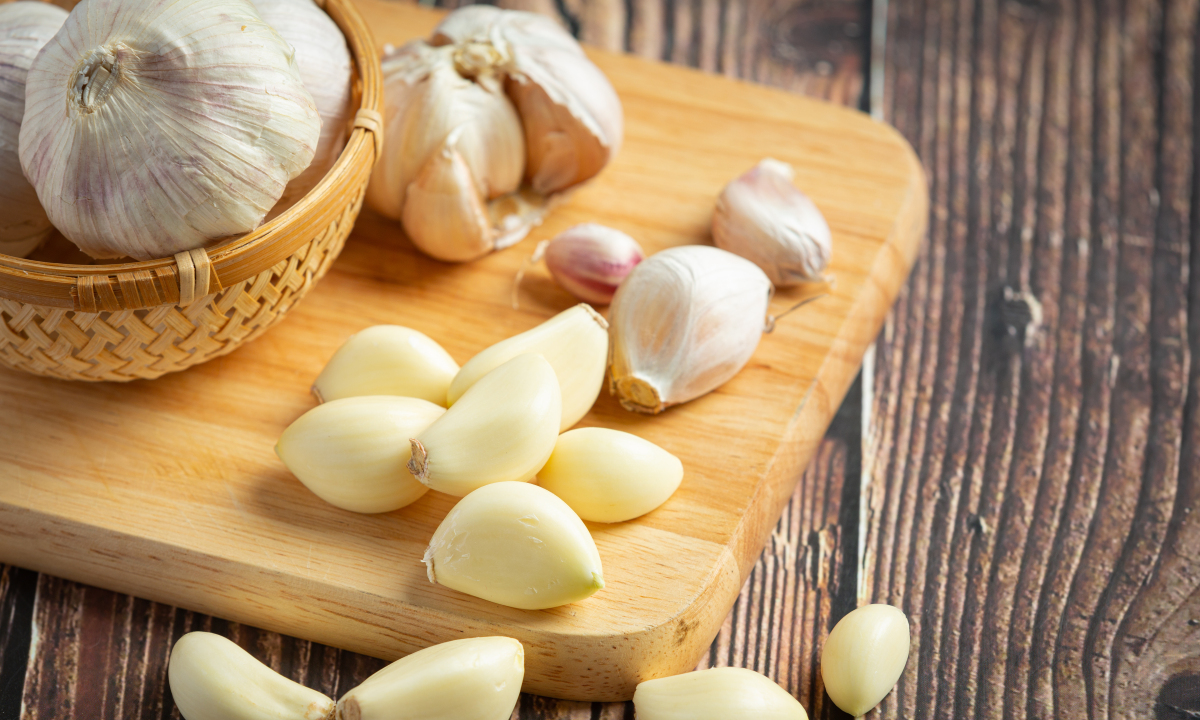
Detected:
left=423, top=481, right=604, bottom=609
left=409, top=353, right=561, bottom=496
left=402, top=129, right=496, bottom=262
left=507, top=77, right=611, bottom=195
left=312, top=325, right=459, bottom=406
left=168, top=632, right=335, bottom=720
left=447, top=304, right=608, bottom=431
left=541, top=223, right=644, bottom=304
left=820, top=604, right=910, bottom=717
left=607, top=245, right=772, bottom=414
left=537, top=427, right=683, bottom=523
left=276, top=396, right=445, bottom=513
left=632, top=667, right=808, bottom=720
left=713, top=158, right=832, bottom=286
left=336, top=637, right=523, bottom=720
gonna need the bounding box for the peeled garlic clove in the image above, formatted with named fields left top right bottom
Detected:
left=542, top=224, right=644, bottom=305
left=19, top=0, right=320, bottom=260
left=168, top=632, right=334, bottom=720
left=409, top=353, right=561, bottom=496
left=632, top=667, right=808, bottom=720
left=821, top=604, right=910, bottom=717
left=713, top=158, right=832, bottom=286
left=423, top=481, right=604, bottom=609
left=0, top=2, right=66, bottom=258
left=276, top=396, right=444, bottom=513
left=447, top=304, right=607, bottom=431
left=337, top=637, right=523, bottom=720
left=608, top=245, right=772, bottom=414
left=313, top=325, right=460, bottom=405
left=538, top=427, right=682, bottom=523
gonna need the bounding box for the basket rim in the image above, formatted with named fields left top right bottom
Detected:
left=0, top=0, right=382, bottom=309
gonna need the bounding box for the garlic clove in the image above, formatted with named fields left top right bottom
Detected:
left=168, top=631, right=335, bottom=720
left=632, top=667, right=808, bottom=720
left=541, top=223, right=644, bottom=304
left=607, top=245, right=772, bottom=414
left=336, top=637, right=523, bottom=720
left=820, top=604, right=910, bottom=717
left=713, top=158, right=833, bottom=286
left=276, top=396, right=445, bottom=513
left=423, top=481, right=604, bottom=609
left=447, top=304, right=607, bottom=431
left=537, top=427, right=682, bottom=523
left=409, top=353, right=561, bottom=496
left=402, top=129, right=496, bottom=263
left=312, top=325, right=459, bottom=406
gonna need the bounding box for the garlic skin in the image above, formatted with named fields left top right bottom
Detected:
left=632, top=667, right=808, bottom=720
left=168, top=632, right=335, bottom=720
left=276, top=396, right=445, bottom=513
left=0, top=2, right=66, bottom=258
left=423, top=481, right=604, bottom=609
left=542, top=224, right=644, bottom=304
left=607, top=245, right=772, bottom=414
left=537, top=427, right=682, bottom=523
left=336, top=637, right=523, bottom=720
left=409, top=353, right=561, bottom=496
left=713, top=159, right=832, bottom=286
left=312, top=326, right=460, bottom=406
left=253, top=0, right=353, bottom=216
left=19, top=0, right=320, bottom=260
left=821, top=604, right=910, bottom=717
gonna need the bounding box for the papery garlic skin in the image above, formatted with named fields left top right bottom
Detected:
left=336, top=637, right=523, bottom=720
left=409, top=353, right=561, bottom=496
left=276, top=396, right=445, bottom=513
left=632, top=667, right=808, bottom=720
left=607, top=245, right=772, bottom=414
left=0, top=2, right=66, bottom=257
left=313, top=325, right=459, bottom=406
left=19, top=0, right=320, bottom=260
left=538, top=427, right=682, bottom=523
left=543, top=224, right=644, bottom=304
left=423, top=481, right=604, bottom=609
left=168, top=632, right=335, bottom=720
left=821, top=604, right=910, bottom=717
left=448, top=304, right=607, bottom=431
left=713, top=158, right=832, bottom=286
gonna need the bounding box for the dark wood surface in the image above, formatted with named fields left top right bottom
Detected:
left=3, top=0, right=1198, bottom=717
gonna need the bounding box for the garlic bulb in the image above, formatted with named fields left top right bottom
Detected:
left=312, top=325, right=460, bottom=406
left=366, top=5, right=622, bottom=262
left=713, top=159, right=832, bottom=286
left=337, top=637, right=524, bottom=720
left=632, top=667, right=808, bottom=720
left=608, top=245, right=772, bottom=414
left=19, top=0, right=320, bottom=260
left=518, top=224, right=644, bottom=306
left=423, top=481, right=604, bottom=609
left=0, top=2, right=66, bottom=258
left=821, top=604, right=910, bottom=717
left=253, top=0, right=353, bottom=216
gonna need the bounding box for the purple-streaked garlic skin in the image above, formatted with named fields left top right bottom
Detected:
left=713, top=158, right=832, bottom=287
left=543, top=223, right=644, bottom=305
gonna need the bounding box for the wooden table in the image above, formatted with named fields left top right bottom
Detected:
left=1, top=0, right=1197, bottom=718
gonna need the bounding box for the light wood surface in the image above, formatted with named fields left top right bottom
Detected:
left=0, top=0, right=925, bottom=702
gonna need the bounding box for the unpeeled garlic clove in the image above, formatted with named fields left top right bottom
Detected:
left=447, top=304, right=607, bottom=431
left=607, top=245, right=772, bottom=414
left=632, top=667, right=808, bottom=720
left=402, top=129, right=496, bottom=262
left=336, top=637, right=523, bottom=720
left=423, top=481, right=604, bottom=609
left=168, top=632, right=334, bottom=720
left=537, top=427, right=682, bottom=523
left=540, top=224, right=644, bottom=305
left=409, top=353, right=561, bottom=496
left=276, top=396, right=445, bottom=513
left=820, top=604, right=910, bottom=717
left=312, top=325, right=459, bottom=406
left=713, top=158, right=832, bottom=286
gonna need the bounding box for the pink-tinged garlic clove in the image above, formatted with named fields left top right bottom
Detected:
left=541, top=224, right=644, bottom=304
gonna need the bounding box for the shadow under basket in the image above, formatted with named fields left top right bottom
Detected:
left=0, top=0, right=383, bottom=382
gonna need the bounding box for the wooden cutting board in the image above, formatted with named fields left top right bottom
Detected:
left=0, top=0, right=925, bottom=702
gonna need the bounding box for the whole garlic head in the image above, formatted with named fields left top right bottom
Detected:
left=0, top=2, right=67, bottom=258
left=19, top=0, right=321, bottom=260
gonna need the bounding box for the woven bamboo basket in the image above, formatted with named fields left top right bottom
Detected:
left=0, top=0, right=383, bottom=382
